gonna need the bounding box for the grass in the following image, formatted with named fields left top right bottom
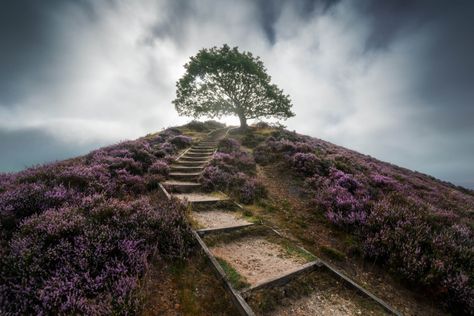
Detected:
left=139, top=254, right=239, bottom=316
left=241, top=208, right=262, bottom=224
left=280, top=240, right=317, bottom=262
left=320, top=245, right=346, bottom=262
left=202, top=225, right=269, bottom=247
left=216, top=257, right=250, bottom=290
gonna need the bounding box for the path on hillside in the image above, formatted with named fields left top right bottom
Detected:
left=160, top=128, right=401, bottom=316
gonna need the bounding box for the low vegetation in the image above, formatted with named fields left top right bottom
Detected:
left=248, top=123, right=473, bottom=314
left=199, top=137, right=267, bottom=204
left=0, top=128, right=195, bottom=314
left=1, top=119, right=472, bottom=315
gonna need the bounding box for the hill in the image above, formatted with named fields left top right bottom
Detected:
left=0, top=121, right=472, bottom=315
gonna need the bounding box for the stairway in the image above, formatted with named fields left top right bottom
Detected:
left=162, top=130, right=230, bottom=204
left=159, top=128, right=401, bottom=316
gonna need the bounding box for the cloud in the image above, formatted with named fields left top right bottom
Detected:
left=0, top=0, right=473, bottom=189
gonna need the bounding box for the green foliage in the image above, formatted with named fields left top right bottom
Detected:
left=215, top=257, right=249, bottom=289
left=320, top=245, right=346, bottom=261
left=173, top=44, right=294, bottom=128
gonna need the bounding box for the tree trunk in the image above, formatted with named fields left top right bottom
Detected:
left=238, top=113, right=248, bottom=130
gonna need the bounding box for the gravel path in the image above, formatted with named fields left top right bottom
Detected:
left=192, top=210, right=251, bottom=228
left=210, top=236, right=308, bottom=286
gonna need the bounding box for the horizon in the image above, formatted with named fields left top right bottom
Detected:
left=1, top=0, right=473, bottom=189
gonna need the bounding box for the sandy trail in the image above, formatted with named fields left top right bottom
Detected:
left=192, top=210, right=251, bottom=228
left=210, top=236, right=308, bottom=286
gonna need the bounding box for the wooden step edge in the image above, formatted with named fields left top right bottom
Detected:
left=192, top=231, right=256, bottom=316
left=240, top=260, right=323, bottom=296
left=196, top=223, right=256, bottom=236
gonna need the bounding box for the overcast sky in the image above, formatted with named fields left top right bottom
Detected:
left=1, top=0, right=473, bottom=188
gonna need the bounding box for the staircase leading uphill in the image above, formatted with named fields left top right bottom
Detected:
left=162, top=130, right=230, bottom=204
left=159, top=128, right=402, bottom=316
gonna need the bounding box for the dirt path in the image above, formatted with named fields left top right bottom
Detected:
left=191, top=210, right=251, bottom=229
left=210, top=236, right=308, bottom=286
left=159, top=131, right=404, bottom=316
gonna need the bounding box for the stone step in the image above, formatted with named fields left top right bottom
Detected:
left=198, top=143, right=217, bottom=147
left=170, top=165, right=204, bottom=173
left=179, top=156, right=211, bottom=162
left=171, top=164, right=205, bottom=170
left=192, top=146, right=215, bottom=150
left=187, top=150, right=215, bottom=155
left=162, top=180, right=201, bottom=193
left=185, top=152, right=214, bottom=157
left=174, top=160, right=208, bottom=166
left=192, top=148, right=215, bottom=152
left=206, top=233, right=313, bottom=289
left=169, top=172, right=201, bottom=180
left=172, top=192, right=229, bottom=204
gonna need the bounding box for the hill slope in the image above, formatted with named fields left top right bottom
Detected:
left=1, top=121, right=472, bottom=315
left=220, top=124, right=473, bottom=315
left=0, top=121, right=227, bottom=314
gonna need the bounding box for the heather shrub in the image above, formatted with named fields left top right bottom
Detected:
left=0, top=197, right=193, bottom=315
left=289, top=152, right=331, bottom=176
left=254, top=121, right=270, bottom=129
left=370, top=173, right=402, bottom=191
left=217, top=138, right=240, bottom=153
left=234, top=174, right=267, bottom=204
left=254, top=137, right=318, bottom=165
left=241, top=132, right=266, bottom=148
left=270, top=129, right=303, bottom=142
left=149, top=160, right=170, bottom=177
left=200, top=166, right=232, bottom=191
left=200, top=139, right=265, bottom=204
left=161, top=127, right=182, bottom=137
left=363, top=198, right=474, bottom=313
left=255, top=128, right=474, bottom=313
left=211, top=152, right=256, bottom=174
left=169, top=135, right=193, bottom=149
left=0, top=129, right=192, bottom=314
left=202, top=120, right=225, bottom=130
left=184, top=120, right=208, bottom=131
left=183, top=120, right=225, bottom=132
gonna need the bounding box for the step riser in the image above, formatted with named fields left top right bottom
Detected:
left=175, top=161, right=208, bottom=166
left=197, top=144, right=216, bottom=147
left=171, top=164, right=205, bottom=170
left=188, top=150, right=215, bottom=154
left=181, top=156, right=212, bottom=161
left=164, top=184, right=201, bottom=194
left=185, top=152, right=213, bottom=157
left=179, top=157, right=211, bottom=162
left=169, top=175, right=199, bottom=181
left=183, top=157, right=212, bottom=161
left=189, top=148, right=215, bottom=151
left=171, top=167, right=204, bottom=173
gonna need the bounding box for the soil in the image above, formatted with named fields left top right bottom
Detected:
left=246, top=268, right=390, bottom=316
left=254, top=164, right=446, bottom=316
left=139, top=254, right=239, bottom=316
left=209, top=236, right=308, bottom=286
left=273, top=292, right=369, bottom=316
left=191, top=210, right=251, bottom=229
left=174, top=192, right=229, bottom=203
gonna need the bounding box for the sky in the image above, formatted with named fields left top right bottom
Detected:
left=1, top=0, right=473, bottom=189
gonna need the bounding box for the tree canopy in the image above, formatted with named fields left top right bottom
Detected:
left=173, top=44, right=294, bottom=128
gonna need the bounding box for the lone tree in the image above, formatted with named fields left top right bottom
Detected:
left=173, top=44, right=294, bottom=129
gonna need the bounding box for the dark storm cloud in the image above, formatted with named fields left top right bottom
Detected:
left=0, top=0, right=97, bottom=105
left=0, top=0, right=473, bottom=189
left=254, top=0, right=339, bottom=44
left=0, top=128, right=103, bottom=171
